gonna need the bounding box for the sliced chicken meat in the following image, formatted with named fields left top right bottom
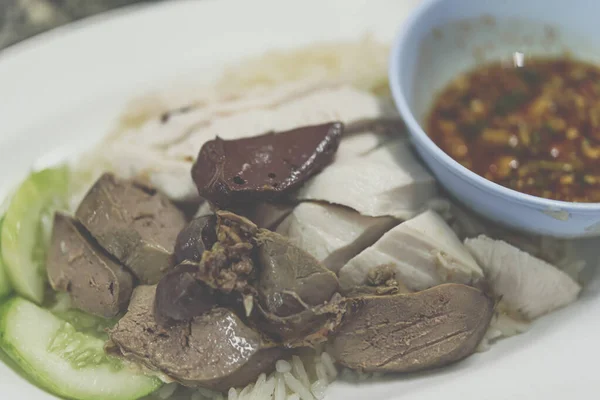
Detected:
left=101, top=81, right=396, bottom=201
left=334, top=119, right=404, bottom=162
left=444, top=202, right=579, bottom=267
left=338, top=210, right=483, bottom=292
left=464, top=235, right=581, bottom=320
left=276, top=202, right=398, bottom=272
left=296, top=139, right=437, bottom=219
left=168, top=86, right=392, bottom=160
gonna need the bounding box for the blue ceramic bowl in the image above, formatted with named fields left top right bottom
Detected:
left=389, top=0, right=600, bottom=238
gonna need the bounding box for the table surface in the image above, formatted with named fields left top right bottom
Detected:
left=0, top=0, right=161, bottom=50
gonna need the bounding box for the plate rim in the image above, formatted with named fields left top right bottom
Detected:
left=0, top=1, right=598, bottom=399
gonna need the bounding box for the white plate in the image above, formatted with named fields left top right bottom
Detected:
left=0, top=0, right=599, bottom=399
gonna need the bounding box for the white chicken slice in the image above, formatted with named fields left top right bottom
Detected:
left=112, top=79, right=342, bottom=147
left=339, top=210, right=483, bottom=291
left=276, top=202, right=397, bottom=272
left=165, top=85, right=395, bottom=160
left=80, top=143, right=196, bottom=202
left=464, top=235, right=582, bottom=320
left=335, top=119, right=404, bottom=161
left=100, top=82, right=395, bottom=202
left=296, top=139, right=437, bottom=219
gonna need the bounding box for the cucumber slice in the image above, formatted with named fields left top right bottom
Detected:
left=0, top=297, right=161, bottom=400
left=0, top=217, right=12, bottom=298
left=1, top=167, right=69, bottom=303
left=52, top=308, right=119, bottom=339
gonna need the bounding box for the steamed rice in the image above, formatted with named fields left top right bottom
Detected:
left=149, top=347, right=337, bottom=400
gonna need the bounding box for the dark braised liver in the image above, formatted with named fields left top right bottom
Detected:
left=254, top=229, right=345, bottom=346
left=46, top=212, right=133, bottom=318
left=108, top=285, right=283, bottom=391
left=331, top=283, right=494, bottom=373
left=153, top=262, right=216, bottom=327
left=155, top=210, right=346, bottom=345
left=174, top=215, right=217, bottom=264
left=255, top=229, right=339, bottom=317
left=76, top=173, right=187, bottom=284
left=191, top=122, right=344, bottom=207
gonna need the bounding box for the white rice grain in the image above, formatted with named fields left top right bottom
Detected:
left=260, top=376, right=277, bottom=399
left=275, top=375, right=286, bottom=400
left=160, top=351, right=336, bottom=400
left=291, top=356, right=310, bottom=388
left=320, top=352, right=338, bottom=379
left=315, top=363, right=329, bottom=385
left=283, top=372, right=314, bottom=400
left=310, top=380, right=328, bottom=400
left=249, top=373, right=267, bottom=400
left=228, top=388, right=239, bottom=400
left=276, top=360, right=292, bottom=373
left=238, top=384, right=254, bottom=400
left=256, top=373, right=267, bottom=388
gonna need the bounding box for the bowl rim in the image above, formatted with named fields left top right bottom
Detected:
left=388, top=0, right=600, bottom=213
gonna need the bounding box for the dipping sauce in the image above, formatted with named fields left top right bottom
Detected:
left=427, top=57, right=600, bottom=202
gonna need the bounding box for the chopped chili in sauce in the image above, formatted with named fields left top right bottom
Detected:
left=427, top=57, right=600, bottom=203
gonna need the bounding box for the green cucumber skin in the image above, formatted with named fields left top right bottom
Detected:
left=0, top=297, right=162, bottom=400
left=0, top=217, right=13, bottom=299
left=0, top=299, right=45, bottom=395
left=0, top=261, right=11, bottom=299
left=1, top=167, right=70, bottom=304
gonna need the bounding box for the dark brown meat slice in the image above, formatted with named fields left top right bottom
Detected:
left=108, top=285, right=283, bottom=392
left=174, top=215, right=217, bottom=264
left=155, top=210, right=345, bottom=346
left=191, top=122, right=344, bottom=207
left=157, top=211, right=260, bottom=328
left=252, top=229, right=345, bottom=346
left=331, top=283, right=494, bottom=373
left=46, top=212, right=133, bottom=318
left=75, top=173, right=187, bottom=284
left=254, top=296, right=346, bottom=348
left=255, top=229, right=339, bottom=317
left=153, top=262, right=216, bottom=327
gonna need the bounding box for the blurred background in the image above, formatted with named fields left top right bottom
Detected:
left=0, top=0, right=162, bottom=50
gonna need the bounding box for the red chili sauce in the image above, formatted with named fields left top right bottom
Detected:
left=427, top=57, right=600, bottom=202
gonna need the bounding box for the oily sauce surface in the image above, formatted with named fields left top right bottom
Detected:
left=427, top=57, right=600, bottom=202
